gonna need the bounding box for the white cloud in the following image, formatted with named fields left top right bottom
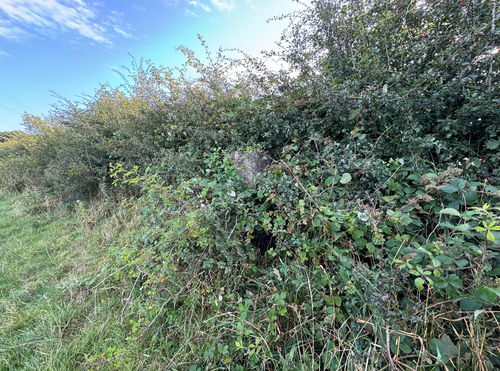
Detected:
left=0, top=50, right=10, bottom=58
left=0, top=0, right=132, bottom=44
left=189, top=1, right=212, bottom=12
left=171, top=0, right=236, bottom=14
left=0, top=19, right=26, bottom=40
left=164, top=0, right=181, bottom=7
left=113, top=26, right=133, bottom=39
left=245, top=0, right=258, bottom=10
left=184, top=9, right=200, bottom=17
left=209, top=0, right=235, bottom=12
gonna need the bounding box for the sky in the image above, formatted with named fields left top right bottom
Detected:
left=0, top=0, right=305, bottom=131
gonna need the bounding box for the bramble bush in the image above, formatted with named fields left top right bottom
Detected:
left=109, top=144, right=499, bottom=370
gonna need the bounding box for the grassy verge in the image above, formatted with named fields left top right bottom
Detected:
left=0, top=196, right=148, bottom=371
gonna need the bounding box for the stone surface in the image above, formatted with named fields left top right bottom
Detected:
left=232, top=151, right=272, bottom=184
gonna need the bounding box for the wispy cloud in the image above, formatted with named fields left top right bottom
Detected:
left=113, top=26, right=133, bottom=39
left=209, top=0, right=235, bottom=12
left=181, top=0, right=236, bottom=14
left=0, top=19, right=26, bottom=40
left=245, top=0, right=258, bottom=10
left=189, top=1, right=212, bottom=13
left=0, top=50, right=10, bottom=58
left=164, top=0, right=181, bottom=7
left=0, top=0, right=132, bottom=44
left=184, top=8, right=200, bottom=17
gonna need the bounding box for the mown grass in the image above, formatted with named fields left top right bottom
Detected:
left=0, top=196, right=148, bottom=371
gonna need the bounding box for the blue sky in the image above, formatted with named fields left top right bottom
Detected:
left=0, top=0, right=304, bottom=131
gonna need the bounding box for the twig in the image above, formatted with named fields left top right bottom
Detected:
left=385, top=326, right=397, bottom=371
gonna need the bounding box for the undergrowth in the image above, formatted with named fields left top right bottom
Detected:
left=0, top=0, right=498, bottom=369
left=107, top=145, right=499, bottom=370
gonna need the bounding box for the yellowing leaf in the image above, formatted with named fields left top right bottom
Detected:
left=486, top=231, right=495, bottom=242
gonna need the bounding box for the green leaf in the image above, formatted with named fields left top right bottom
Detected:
left=459, top=298, right=483, bottom=310
left=470, top=157, right=482, bottom=167
left=474, top=286, right=499, bottom=303
left=340, top=173, right=352, bottom=184
left=439, top=208, right=460, bottom=217
left=400, top=214, right=413, bottom=225
left=448, top=274, right=463, bottom=289
left=474, top=309, right=485, bottom=320
left=414, top=277, right=424, bottom=291
left=453, top=223, right=472, bottom=232
left=325, top=176, right=337, bottom=186
left=439, top=221, right=455, bottom=229
left=382, top=195, right=399, bottom=202
left=441, top=184, right=459, bottom=193
left=436, top=255, right=453, bottom=266
left=441, top=179, right=465, bottom=193
left=488, top=268, right=500, bottom=276
left=486, top=139, right=499, bottom=150
left=439, top=222, right=472, bottom=232
left=428, top=335, right=458, bottom=363
left=320, top=206, right=334, bottom=216
left=348, top=109, right=361, bottom=120
left=486, top=231, right=495, bottom=242
left=434, top=279, right=447, bottom=289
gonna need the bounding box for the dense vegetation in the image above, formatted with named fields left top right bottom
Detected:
left=1, top=0, right=499, bottom=369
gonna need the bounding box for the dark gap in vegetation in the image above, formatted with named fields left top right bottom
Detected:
left=251, top=227, right=276, bottom=257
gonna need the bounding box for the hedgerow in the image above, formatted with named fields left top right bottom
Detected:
left=0, top=0, right=498, bottom=369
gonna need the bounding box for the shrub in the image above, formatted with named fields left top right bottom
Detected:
left=110, top=147, right=499, bottom=369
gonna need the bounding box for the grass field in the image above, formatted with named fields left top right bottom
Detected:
left=0, top=197, right=144, bottom=371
